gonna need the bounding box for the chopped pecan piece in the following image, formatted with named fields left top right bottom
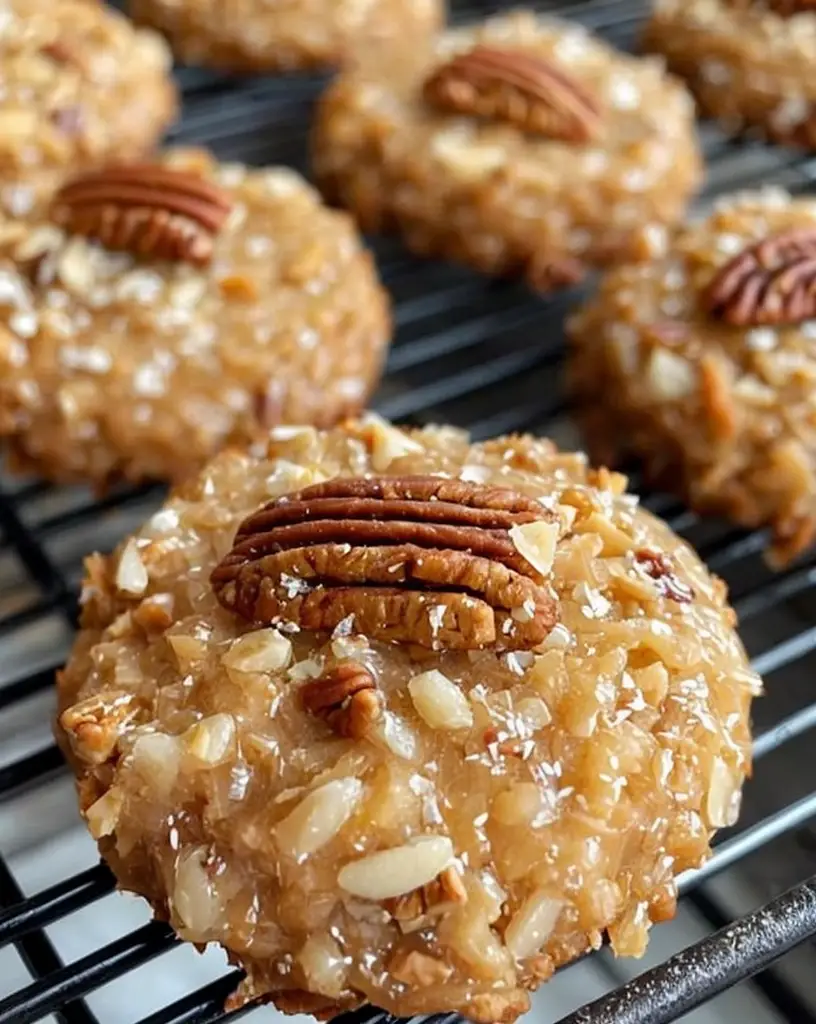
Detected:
left=385, top=865, right=468, bottom=931
left=634, top=549, right=694, bottom=604
left=132, top=593, right=175, bottom=633
left=211, top=476, right=558, bottom=651
left=301, top=661, right=382, bottom=739
left=703, top=228, right=816, bottom=326
left=483, top=725, right=533, bottom=759
left=423, top=45, right=601, bottom=143
left=60, top=690, right=137, bottom=764
left=388, top=947, right=453, bottom=987
left=51, top=163, right=233, bottom=266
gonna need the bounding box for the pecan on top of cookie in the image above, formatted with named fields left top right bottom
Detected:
left=422, top=45, right=602, bottom=143
left=211, top=474, right=560, bottom=651
left=51, top=163, right=234, bottom=266
left=703, top=227, right=816, bottom=326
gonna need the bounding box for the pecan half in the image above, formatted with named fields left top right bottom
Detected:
left=211, top=476, right=558, bottom=651
left=301, top=661, right=382, bottom=739
left=634, top=549, right=694, bottom=604
left=51, top=164, right=233, bottom=266
left=60, top=690, right=138, bottom=765
left=703, top=228, right=816, bottom=326
left=423, top=45, right=601, bottom=143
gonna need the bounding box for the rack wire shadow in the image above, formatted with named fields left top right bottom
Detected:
left=2, top=1, right=816, bottom=1023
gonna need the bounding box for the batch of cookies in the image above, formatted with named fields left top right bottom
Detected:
left=8, top=0, right=812, bottom=1020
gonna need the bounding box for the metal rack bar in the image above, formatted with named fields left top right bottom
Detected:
left=553, top=878, right=816, bottom=1024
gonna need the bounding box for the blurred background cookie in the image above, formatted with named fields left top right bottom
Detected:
left=569, top=188, right=816, bottom=567
left=0, top=149, right=390, bottom=488
left=643, top=0, right=816, bottom=148
left=313, top=9, right=702, bottom=293
left=129, top=0, right=443, bottom=74
left=0, top=0, right=176, bottom=206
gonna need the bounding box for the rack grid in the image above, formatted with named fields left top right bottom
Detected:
left=2, top=1, right=816, bottom=1022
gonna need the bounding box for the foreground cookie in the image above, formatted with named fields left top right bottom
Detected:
left=314, top=10, right=702, bottom=292
left=0, top=150, right=389, bottom=487
left=570, top=188, right=816, bottom=566
left=644, top=0, right=816, bottom=148
left=130, top=0, right=442, bottom=74
left=57, top=419, right=756, bottom=1022
left=0, top=0, right=175, bottom=198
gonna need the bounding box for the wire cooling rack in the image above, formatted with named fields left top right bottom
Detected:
left=2, top=1, right=816, bottom=1022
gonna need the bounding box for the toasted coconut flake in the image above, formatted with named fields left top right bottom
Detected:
left=362, top=412, right=424, bottom=471
left=297, top=934, right=348, bottom=998
left=115, top=539, right=148, bottom=596
left=275, top=777, right=364, bottom=861
left=131, top=732, right=181, bottom=798
left=706, top=757, right=742, bottom=828
left=173, top=847, right=220, bottom=938
left=408, top=670, right=473, bottom=730
left=509, top=520, right=559, bottom=576
left=222, top=628, right=292, bottom=675
left=183, top=713, right=236, bottom=765
left=504, top=890, right=564, bottom=959
left=85, top=787, right=124, bottom=839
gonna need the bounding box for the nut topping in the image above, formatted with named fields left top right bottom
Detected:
left=385, top=864, right=468, bottom=932
left=301, top=661, right=383, bottom=739
left=51, top=163, right=233, bottom=266
left=60, top=690, right=137, bottom=765
left=703, top=228, right=816, bottom=326
left=211, top=476, right=559, bottom=650
left=423, top=45, right=601, bottom=143
left=634, top=549, right=694, bottom=604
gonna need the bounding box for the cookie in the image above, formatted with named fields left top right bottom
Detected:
left=0, top=0, right=176, bottom=200
left=0, top=149, right=390, bottom=488
left=569, top=187, right=816, bottom=567
left=129, top=0, right=443, bottom=74
left=643, top=0, right=816, bottom=148
left=313, top=10, right=703, bottom=293
left=56, top=418, right=757, bottom=1023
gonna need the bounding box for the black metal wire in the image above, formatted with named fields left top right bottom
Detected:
left=2, top=1, right=816, bottom=1023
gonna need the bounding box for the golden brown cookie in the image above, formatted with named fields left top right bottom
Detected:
left=0, top=0, right=176, bottom=199
left=0, top=149, right=390, bottom=487
left=313, top=10, right=703, bottom=293
left=56, top=418, right=757, bottom=1023
left=643, top=0, right=816, bottom=148
left=569, top=188, right=816, bottom=567
left=129, top=0, right=443, bottom=74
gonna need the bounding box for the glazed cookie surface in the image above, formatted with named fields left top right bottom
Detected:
left=0, top=0, right=176, bottom=192
left=57, top=419, right=757, bottom=1023
left=313, top=10, right=702, bottom=292
left=570, top=187, right=816, bottom=566
left=129, top=0, right=443, bottom=74
left=643, top=0, right=816, bottom=148
left=0, top=149, right=390, bottom=487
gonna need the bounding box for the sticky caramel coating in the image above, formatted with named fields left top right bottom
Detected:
left=0, top=149, right=390, bottom=487
left=313, top=10, right=703, bottom=291
left=0, top=0, right=176, bottom=187
left=129, top=0, right=442, bottom=74
left=569, top=188, right=816, bottom=567
left=57, top=420, right=757, bottom=1023
left=644, top=0, right=816, bottom=149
